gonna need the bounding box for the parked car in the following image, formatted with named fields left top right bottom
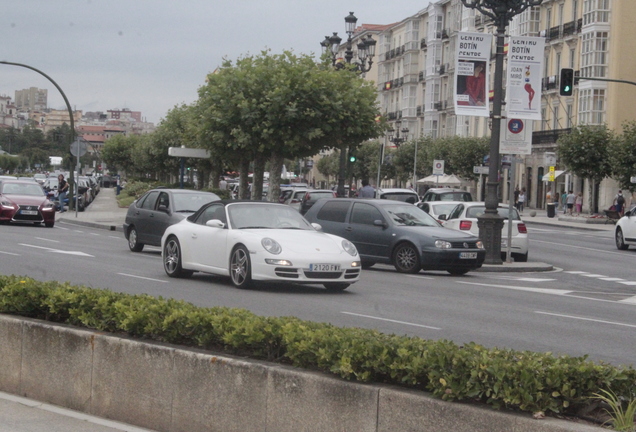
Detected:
left=124, top=188, right=221, bottom=252
left=441, top=202, right=529, bottom=262
left=421, top=188, right=473, bottom=202
left=161, top=201, right=360, bottom=290
left=33, top=173, right=47, bottom=185
left=304, top=198, right=485, bottom=275
left=0, top=180, right=56, bottom=228
left=284, top=188, right=309, bottom=211
left=376, top=188, right=419, bottom=203
left=615, top=205, right=636, bottom=250
left=299, top=189, right=336, bottom=215
left=417, top=201, right=464, bottom=223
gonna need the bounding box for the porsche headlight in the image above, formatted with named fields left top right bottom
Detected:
left=435, top=240, right=452, bottom=249
left=261, top=238, right=282, bottom=255
left=342, top=239, right=358, bottom=256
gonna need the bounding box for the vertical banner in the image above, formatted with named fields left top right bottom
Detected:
left=506, top=36, right=545, bottom=120
left=455, top=32, right=493, bottom=117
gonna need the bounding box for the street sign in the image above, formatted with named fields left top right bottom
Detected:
left=549, top=165, right=555, bottom=181
left=70, top=139, right=88, bottom=157
left=433, top=160, right=444, bottom=175
left=544, top=152, right=556, bottom=166
left=500, top=117, right=532, bottom=155
left=168, top=147, right=210, bottom=158
left=473, top=166, right=489, bottom=175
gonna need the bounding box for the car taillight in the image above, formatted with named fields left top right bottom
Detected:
left=518, top=223, right=527, bottom=234
left=459, top=220, right=472, bottom=230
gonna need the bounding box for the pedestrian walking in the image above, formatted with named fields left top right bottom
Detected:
left=575, top=192, right=583, bottom=215
left=614, top=190, right=625, bottom=216
left=514, top=187, right=520, bottom=209
left=517, top=188, right=526, bottom=213
left=358, top=180, right=375, bottom=198
left=561, top=190, right=568, bottom=214
left=57, top=174, right=69, bottom=213
left=566, top=190, right=576, bottom=215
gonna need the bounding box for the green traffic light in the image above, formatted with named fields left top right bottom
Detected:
left=349, top=156, right=356, bottom=163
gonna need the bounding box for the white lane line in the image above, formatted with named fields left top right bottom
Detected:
left=531, top=239, right=628, bottom=257
left=618, top=281, right=636, bottom=286
left=620, top=296, right=636, bottom=304
left=406, top=275, right=435, bottom=280
left=19, top=244, right=94, bottom=257
left=535, top=311, right=636, bottom=329
left=73, top=230, right=84, bottom=233
left=512, top=278, right=556, bottom=282
left=117, top=273, right=168, bottom=283
left=108, top=236, right=120, bottom=239
left=341, top=311, right=441, bottom=330
left=35, top=237, right=59, bottom=243
left=457, top=281, right=572, bottom=295
left=0, top=251, right=20, bottom=256
left=599, top=278, right=625, bottom=282
left=565, top=271, right=588, bottom=274
left=581, top=274, right=607, bottom=278
left=89, top=232, right=101, bottom=236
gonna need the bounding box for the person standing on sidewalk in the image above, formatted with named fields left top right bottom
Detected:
left=566, top=190, right=576, bottom=216
left=517, top=188, right=526, bottom=213
left=57, top=174, right=69, bottom=213
left=575, top=192, right=583, bottom=215
left=614, top=190, right=625, bottom=216
left=561, top=190, right=568, bottom=214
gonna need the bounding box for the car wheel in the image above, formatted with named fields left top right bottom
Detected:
left=392, top=242, right=421, bottom=274
left=447, top=269, right=470, bottom=276
left=361, top=261, right=375, bottom=269
left=514, top=253, right=528, bottom=262
left=324, top=283, right=350, bottom=291
left=127, top=226, right=144, bottom=252
left=230, top=245, right=253, bottom=289
left=616, top=228, right=629, bottom=250
left=163, top=236, right=193, bottom=278
left=45, top=222, right=54, bottom=228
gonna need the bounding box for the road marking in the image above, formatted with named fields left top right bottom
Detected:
left=19, top=244, right=94, bottom=257
left=109, top=236, right=120, bottom=239
left=531, top=239, right=627, bottom=257
left=117, top=273, right=168, bottom=283
left=35, top=237, right=59, bottom=243
left=89, top=232, right=101, bottom=236
left=0, top=251, right=20, bottom=256
left=457, top=281, right=572, bottom=295
left=620, top=295, right=636, bottom=304
left=618, top=281, right=636, bottom=286
left=406, top=275, right=435, bottom=280
left=535, top=311, right=636, bottom=329
left=581, top=274, right=607, bottom=278
left=565, top=271, right=587, bottom=274
left=341, top=311, right=441, bottom=330
left=599, top=277, right=625, bottom=281
left=511, top=277, right=556, bottom=282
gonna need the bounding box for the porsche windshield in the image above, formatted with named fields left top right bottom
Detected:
left=228, top=203, right=314, bottom=230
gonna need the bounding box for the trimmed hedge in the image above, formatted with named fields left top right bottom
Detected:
left=0, top=274, right=634, bottom=416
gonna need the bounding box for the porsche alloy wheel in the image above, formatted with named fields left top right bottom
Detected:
left=163, top=237, right=192, bottom=278
left=393, top=243, right=421, bottom=274
left=230, top=245, right=253, bottom=289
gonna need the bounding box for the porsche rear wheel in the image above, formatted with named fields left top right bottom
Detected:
left=230, top=245, right=253, bottom=289
left=163, top=236, right=193, bottom=278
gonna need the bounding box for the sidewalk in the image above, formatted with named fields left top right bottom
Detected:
left=56, top=190, right=616, bottom=272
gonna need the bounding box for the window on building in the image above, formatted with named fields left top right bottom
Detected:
left=558, top=3, right=564, bottom=25
left=556, top=52, right=561, bottom=75
left=573, top=0, right=578, bottom=20
left=552, top=105, right=560, bottom=130
left=581, top=31, right=608, bottom=77
left=569, top=48, right=576, bottom=68
left=583, top=0, right=610, bottom=25
left=546, top=8, right=552, bottom=28
left=541, top=108, right=548, bottom=131
left=578, top=88, right=605, bottom=125
left=566, top=104, right=573, bottom=128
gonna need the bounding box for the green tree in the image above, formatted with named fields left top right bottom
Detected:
left=197, top=50, right=383, bottom=201
left=316, top=151, right=340, bottom=186
left=102, top=135, right=134, bottom=175
left=609, top=121, right=636, bottom=193
left=557, top=124, right=613, bottom=213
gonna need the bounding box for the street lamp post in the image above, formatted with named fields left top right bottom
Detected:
left=321, top=12, right=377, bottom=198
left=388, top=121, right=409, bottom=148
left=460, top=0, right=542, bottom=264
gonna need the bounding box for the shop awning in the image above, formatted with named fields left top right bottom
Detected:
left=542, top=170, right=565, bottom=181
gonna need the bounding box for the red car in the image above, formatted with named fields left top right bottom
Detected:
left=0, top=180, right=56, bottom=228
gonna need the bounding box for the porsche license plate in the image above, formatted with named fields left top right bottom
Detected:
left=310, top=263, right=341, bottom=272
left=459, top=252, right=477, bottom=259
left=21, top=210, right=37, bottom=215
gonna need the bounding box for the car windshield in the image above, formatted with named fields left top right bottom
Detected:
left=172, top=193, right=220, bottom=212
left=228, top=203, right=314, bottom=230
left=1, top=182, right=45, bottom=196
left=466, top=206, right=520, bottom=220
left=385, top=204, right=440, bottom=227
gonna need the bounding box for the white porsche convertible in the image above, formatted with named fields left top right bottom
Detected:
left=161, top=201, right=361, bottom=290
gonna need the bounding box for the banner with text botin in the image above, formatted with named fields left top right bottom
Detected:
left=455, top=32, right=492, bottom=117
left=506, top=36, right=545, bottom=120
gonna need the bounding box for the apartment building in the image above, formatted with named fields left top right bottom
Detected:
left=14, top=87, right=48, bottom=111
left=370, top=0, right=629, bottom=210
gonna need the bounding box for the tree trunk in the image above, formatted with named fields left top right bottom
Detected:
left=252, top=157, right=265, bottom=201
left=268, top=153, right=284, bottom=202
left=239, top=158, right=250, bottom=200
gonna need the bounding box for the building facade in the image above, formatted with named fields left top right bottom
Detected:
left=14, top=87, right=47, bottom=111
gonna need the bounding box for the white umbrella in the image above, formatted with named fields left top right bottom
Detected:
left=417, top=174, right=462, bottom=186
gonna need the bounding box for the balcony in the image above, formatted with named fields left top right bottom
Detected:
left=433, top=102, right=442, bottom=110
left=532, top=128, right=572, bottom=145
left=439, top=64, right=446, bottom=75
left=417, top=105, right=423, bottom=116
left=420, top=38, right=427, bottom=48
left=419, top=71, right=425, bottom=81
left=542, top=75, right=558, bottom=91
left=546, top=25, right=561, bottom=41
left=441, top=29, right=449, bottom=39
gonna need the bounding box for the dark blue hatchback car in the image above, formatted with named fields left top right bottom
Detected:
left=304, top=198, right=485, bottom=275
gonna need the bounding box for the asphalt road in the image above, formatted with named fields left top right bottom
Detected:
left=1, top=220, right=634, bottom=367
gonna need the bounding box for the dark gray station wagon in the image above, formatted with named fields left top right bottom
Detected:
left=304, top=198, right=485, bottom=275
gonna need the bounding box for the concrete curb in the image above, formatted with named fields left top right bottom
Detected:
left=58, top=218, right=122, bottom=232
left=0, top=314, right=602, bottom=432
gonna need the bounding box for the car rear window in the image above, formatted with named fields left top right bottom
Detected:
left=380, top=193, right=418, bottom=203
left=466, top=206, right=520, bottom=220
left=307, top=191, right=334, bottom=201
left=315, top=200, right=350, bottom=223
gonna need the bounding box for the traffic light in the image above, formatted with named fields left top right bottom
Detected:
left=559, top=68, right=574, bottom=96
left=348, top=151, right=357, bottom=163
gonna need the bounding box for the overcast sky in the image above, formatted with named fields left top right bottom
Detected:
left=2, top=1, right=431, bottom=125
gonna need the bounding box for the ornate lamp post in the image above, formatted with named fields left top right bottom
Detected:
left=388, top=121, right=409, bottom=148
left=460, top=0, right=542, bottom=264
left=321, top=12, right=377, bottom=197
